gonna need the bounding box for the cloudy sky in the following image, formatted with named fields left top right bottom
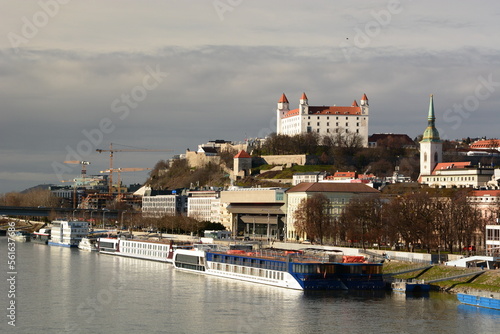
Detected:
left=1, top=0, right=500, bottom=193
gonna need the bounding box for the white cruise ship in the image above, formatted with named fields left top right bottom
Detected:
left=97, top=236, right=192, bottom=263
left=48, top=220, right=89, bottom=248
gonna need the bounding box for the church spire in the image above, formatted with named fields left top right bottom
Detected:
left=421, top=94, right=441, bottom=142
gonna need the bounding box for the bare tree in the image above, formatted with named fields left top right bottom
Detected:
left=293, top=194, right=332, bottom=245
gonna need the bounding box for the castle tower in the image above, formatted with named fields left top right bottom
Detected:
left=360, top=93, right=369, bottom=115
left=233, top=150, right=252, bottom=180
left=299, top=92, right=308, bottom=115
left=276, top=93, right=289, bottom=134
left=419, top=94, right=442, bottom=177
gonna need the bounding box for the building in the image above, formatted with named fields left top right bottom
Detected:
left=486, top=224, right=500, bottom=256
left=187, top=190, right=220, bottom=222
left=219, top=187, right=287, bottom=239
left=276, top=92, right=369, bottom=147
left=142, top=189, right=187, bottom=218
left=233, top=150, right=252, bottom=180
left=468, top=189, right=500, bottom=221
left=368, top=133, right=416, bottom=149
left=292, top=171, right=328, bottom=185
left=285, top=182, right=379, bottom=241
left=470, top=139, right=500, bottom=150
left=421, top=162, right=495, bottom=188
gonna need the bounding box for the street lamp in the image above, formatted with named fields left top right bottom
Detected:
left=72, top=210, right=77, bottom=220
left=121, top=210, right=127, bottom=230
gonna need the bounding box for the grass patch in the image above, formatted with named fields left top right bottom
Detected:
left=384, top=262, right=500, bottom=293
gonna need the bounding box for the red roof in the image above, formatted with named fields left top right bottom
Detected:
left=234, top=150, right=251, bottom=159
left=334, top=171, right=357, bottom=178
left=301, top=92, right=308, bottom=100
left=432, top=161, right=471, bottom=174
left=470, top=139, right=500, bottom=148
left=469, top=190, right=500, bottom=197
left=361, top=93, right=368, bottom=101
left=278, top=93, right=289, bottom=103
left=282, top=105, right=361, bottom=119
left=352, top=100, right=358, bottom=107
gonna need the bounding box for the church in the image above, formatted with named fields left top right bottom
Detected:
left=418, top=95, right=495, bottom=188
left=276, top=92, right=369, bottom=147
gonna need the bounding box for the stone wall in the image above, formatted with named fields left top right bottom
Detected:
left=255, top=154, right=318, bottom=167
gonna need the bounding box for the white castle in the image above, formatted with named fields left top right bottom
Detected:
left=276, top=92, right=369, bottom=147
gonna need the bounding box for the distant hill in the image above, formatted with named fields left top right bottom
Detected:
left=20, top=184, right=54, bottom=194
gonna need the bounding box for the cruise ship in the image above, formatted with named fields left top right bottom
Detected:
left=48, top=220, right=89, bottom=247
left=97, top=236, right=192, bottom=263
left=173, top=245, right=385, bottom=290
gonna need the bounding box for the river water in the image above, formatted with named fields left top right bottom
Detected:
left=1, top=237, right=499, bottom=334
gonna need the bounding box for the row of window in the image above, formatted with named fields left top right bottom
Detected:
left=292, top=264, right=381, bottom=275
left=211, top=254, right=288, bottom=271
left=426, top=176, right=477, bottom=182
left=307, top=116, right=365, bottom=120
left=211, top=263, right=285, bottom=280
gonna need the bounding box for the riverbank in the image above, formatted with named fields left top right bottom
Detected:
left=384, top=261, right=500, bottom=294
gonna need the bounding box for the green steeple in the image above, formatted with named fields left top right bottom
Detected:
left=421, top=94, right=441, bottom=143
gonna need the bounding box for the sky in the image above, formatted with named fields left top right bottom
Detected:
left=1, top=0, right=500, bottom=193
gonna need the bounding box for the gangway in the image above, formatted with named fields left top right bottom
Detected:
left=383, top=265, right=433, bottom=277
left=425, top=269, right=485, bottom=284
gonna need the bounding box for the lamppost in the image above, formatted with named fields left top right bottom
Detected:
left=72, top=210, right=77, bottom=220
left=90, top=210, right=96, bottom=228
left=102, top=210, right=106, bottom=229
left=121, top=210, right=127, bottom=230
left=438, top=245, right=441, bottom=265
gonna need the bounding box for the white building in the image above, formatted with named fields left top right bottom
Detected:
left=292, top=172, right=328, bottom=185
left=142, top=194, right=187, bottom=218
left=486, top=225, right=500, bottom=256
left=187, top=190, right=220, bottom=223
left=276, top=92, right=369, bottom=147
left=421, top=162, right=495, bottom=188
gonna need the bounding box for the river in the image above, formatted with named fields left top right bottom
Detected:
left=1, top=237, right=499, bottom=334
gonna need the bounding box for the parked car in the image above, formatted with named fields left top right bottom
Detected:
left=463, top=245, right=476, bottom=251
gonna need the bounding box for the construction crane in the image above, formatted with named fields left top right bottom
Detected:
left=61, top=177, right=101, bottom=209
left=100, top=167, right=152, bottom=193
left=96, top=143, right=173, bottom=194
left=64, top=160, right=90, bottom=177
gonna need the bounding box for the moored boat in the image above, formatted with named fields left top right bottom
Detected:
left=97, top=236, right=192, bottom=263
left=457, top=292, right=500, bottom=310
left=32, top=228, right=51, bottom=245
left=48, top=220, right=89, bottom=247
left=391, top=279, right=430, bottom=293
left=12, top=230, right=31, bottom=242
left=173, top=246, right=385, bottom=290
left=78, top=237, right=99, bottom=251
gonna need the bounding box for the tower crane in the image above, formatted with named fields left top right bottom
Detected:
left=100, top=167, right=152, bottom=193
left=96, top=143, right=173, bottom=194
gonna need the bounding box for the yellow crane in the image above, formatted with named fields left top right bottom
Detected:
left=96, top=143, right=172, bottom=194
left=100, top=167, right=152, bottom=193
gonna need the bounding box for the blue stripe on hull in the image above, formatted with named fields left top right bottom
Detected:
left=48, top=242, right=76, bottom=248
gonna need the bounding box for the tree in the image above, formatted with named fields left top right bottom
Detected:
left=293, top=194, right=332, bottom=245
left=340, top=195, right=384, bottom=249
